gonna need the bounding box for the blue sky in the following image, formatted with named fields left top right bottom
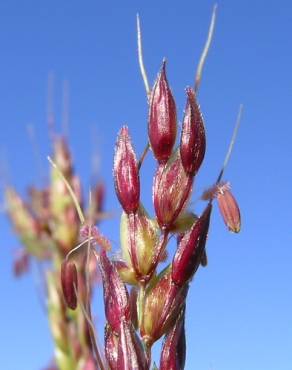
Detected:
left=0, top=1, right=292, bottom=369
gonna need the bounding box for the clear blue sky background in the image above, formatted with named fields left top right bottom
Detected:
left=0, top=1, right=291, bottom=369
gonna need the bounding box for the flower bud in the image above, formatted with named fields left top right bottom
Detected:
left=160, top=306, right=186, bottom=370
left=114, top=126, right=140, bottom=214
left=153, top=150, right=193, bottom=229
left=61, top=260, right=78, bottom=310
left=98, top=251, right=130, bottom=333
left=172, top=203, right=212, bottom=286
left=180, top=88, right=206, bottom=176
left=120, top=205, right=159, bottom=277
left=148, top=61, right=177, bottom=163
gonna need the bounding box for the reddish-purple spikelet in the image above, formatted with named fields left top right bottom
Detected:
left=105, top=324, right=119, bottom=369
left=117, top=320, right=148, bottom=370
left=141, top=267, right=188, bottom=345
left=172, top=203, right=212, bottom=286
left=153, top=151, right=193, bottom=229
left=98, top=250, right=130, bottom=333
left=148, top=61, right=177, bottom=163
left=180, top=87, right=206, bottom=176
left=61, top=260, right=78, bottom=310
left=160, top=306, right=186, bottom=370
left=217, top=186, right=241, bottom=233
left=114, top=126, right=140, bottom=214
left=201, top=182, right=241, bottom=233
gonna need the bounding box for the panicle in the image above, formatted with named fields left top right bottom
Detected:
left=114, top=126, right=140, bottom=214
left=148, top=61, right=177, bottom=163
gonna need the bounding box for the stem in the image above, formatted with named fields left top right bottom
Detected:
left=138, top=282, right=146, bottom=331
